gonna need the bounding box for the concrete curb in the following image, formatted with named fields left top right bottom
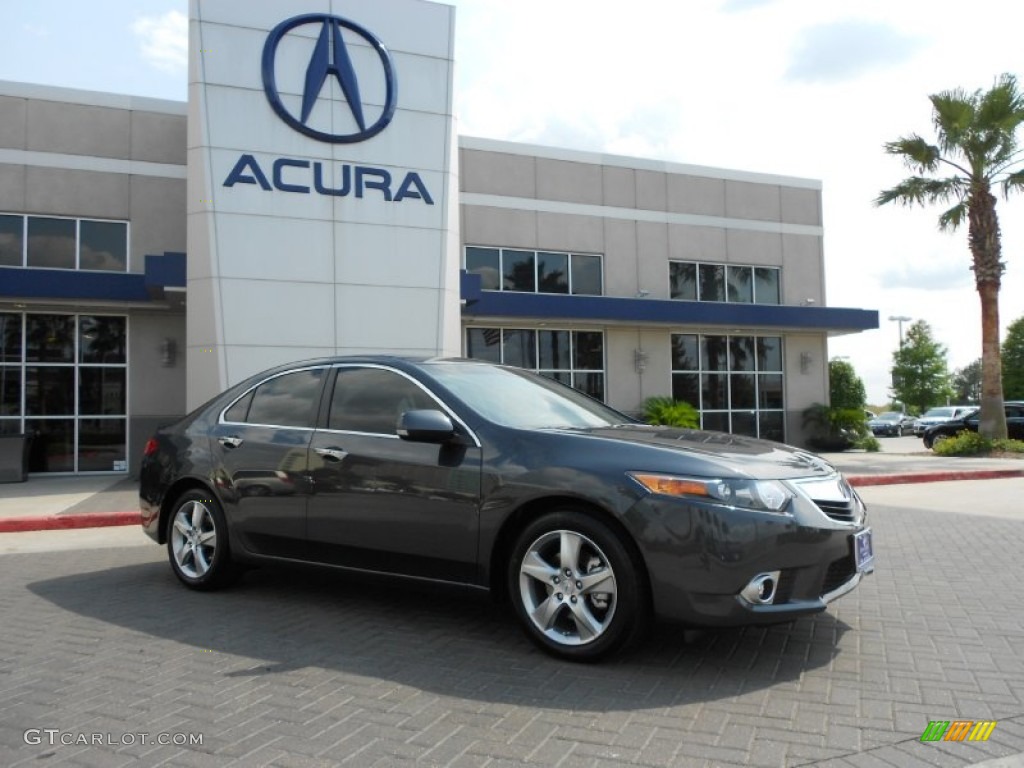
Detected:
left=0, top=512, right=138, bottom=533
left=848, top=468, right=1024, bottom=487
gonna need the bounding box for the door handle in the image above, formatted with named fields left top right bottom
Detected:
left=315, top=447, right=348, bottom=462
left=219, top=436, right=243, bottom=449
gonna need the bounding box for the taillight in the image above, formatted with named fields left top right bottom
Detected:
left=143, top=437, right=159, bottom=457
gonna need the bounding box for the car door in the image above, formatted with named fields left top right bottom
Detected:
left=306, top=365, right=482, bottom=582
left=1006, top=405, right=1024, bottom=440
left=211, top=366, right=326, bottom=560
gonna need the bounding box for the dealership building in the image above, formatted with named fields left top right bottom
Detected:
left=0, top=1, right=876, bottom=476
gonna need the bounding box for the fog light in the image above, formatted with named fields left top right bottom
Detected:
left=740, top=571, right=781, bottom=605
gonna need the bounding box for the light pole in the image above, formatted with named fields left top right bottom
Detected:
left=889, top=315, right=911, bottom=348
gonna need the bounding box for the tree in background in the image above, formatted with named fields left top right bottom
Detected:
left=951, top=359, right=982, bottom=404
left=1003, top=315, right=1024, bottom=399
left=891, top=321, right=952, bottom=413
left=876, top=73, right=1024, bottom=439
left=829, top=358, right=866, bottom=409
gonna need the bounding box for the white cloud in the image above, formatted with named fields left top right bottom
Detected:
left=132, top=10, right=187, bottom=74
left=787, top=20, right=925, bottom=83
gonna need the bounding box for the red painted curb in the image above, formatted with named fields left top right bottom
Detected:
left=0, top=511, right=139, bottom=533
left=848, top=469, right=1024, bottom=487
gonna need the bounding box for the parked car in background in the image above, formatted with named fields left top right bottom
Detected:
left=923, top=402, right=1024, bottom=449
left=868, top=411, right=916, bottom=437
left=140, top=356, right=873, bottom=661
left=913, top=406, right=975, bottom=436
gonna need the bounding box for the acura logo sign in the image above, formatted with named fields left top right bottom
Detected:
left=261, top=13, right=398, bottom=143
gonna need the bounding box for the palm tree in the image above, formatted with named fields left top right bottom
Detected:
left=876, top=73, right=1024, bottom=439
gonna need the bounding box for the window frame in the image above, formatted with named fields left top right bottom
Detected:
left=465, top=246, right=604, bottom=297
left=0, top=212, right=130, bottom=273
left=668, top=260, right=781, bottom=305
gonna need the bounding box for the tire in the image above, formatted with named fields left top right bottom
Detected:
left=507, top=510, right=649, bottom=661
left=166, top=490, right=238, bottom=591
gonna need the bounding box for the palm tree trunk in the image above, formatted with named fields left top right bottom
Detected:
left=969, top=184, right=1008, bottom=439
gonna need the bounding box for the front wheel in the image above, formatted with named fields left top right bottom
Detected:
left=166, top=490, right=237, bottom=590
left=507, top=510, right=649, bottom=661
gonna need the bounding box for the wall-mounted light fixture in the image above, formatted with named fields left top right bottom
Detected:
left=160, top=338, right=177, bottom=367
left=799, top=351, right=813, bottom=374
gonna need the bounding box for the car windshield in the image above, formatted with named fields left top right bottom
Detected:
left=876, top=413, right=901, bottom=422
left=921, top=407, right=955, bottom=418
left=423, top=362, right=628, bottom=430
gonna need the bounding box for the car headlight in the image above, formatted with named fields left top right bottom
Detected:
left=629, top=472, right=793, bottom=514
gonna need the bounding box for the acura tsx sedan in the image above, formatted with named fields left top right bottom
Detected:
left=140, top=357, right=873, bottom=661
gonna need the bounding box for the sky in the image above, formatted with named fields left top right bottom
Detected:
left=2, top=0, right=1023, bottom=404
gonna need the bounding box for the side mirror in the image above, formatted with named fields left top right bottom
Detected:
left=397, top=409, right=456, bottom=444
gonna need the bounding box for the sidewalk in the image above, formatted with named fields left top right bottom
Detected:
left=0, top=448, right=1021, bottom=533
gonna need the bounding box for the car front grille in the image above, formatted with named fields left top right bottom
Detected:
left=822, top=552, right=855, bottom=595
left=812, top=498, right=856, bottom=523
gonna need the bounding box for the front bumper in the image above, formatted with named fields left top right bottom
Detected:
left=625, top=472, right=871, bottom=627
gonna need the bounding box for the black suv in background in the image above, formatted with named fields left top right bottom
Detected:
left=922, top=402, right=1024, bottom=449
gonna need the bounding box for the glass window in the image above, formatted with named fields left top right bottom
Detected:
left=727, top=266, right=753, bottom=303
left=729, top=336, right=756, bottom=372
left=702, top=373, right=728, bottom=410
left=759, top=411, right=785, bottom=442
left=245, top=369, right=324, bottom=428
left=754, top=267, right=781, bottom=305
left=77, top=418, right=126, bottom=472
left=672, top=332, right=786, bottom=441
left=79, top=368, right=126, bottom=415
left=26, top=418, right=75, bottom=473
left=502, top=329, right=536, bottom=369
left=573, top=372, right=605, bottom=401
left=672, top=374, right=699, bottom=407
left=731, top=411, right=757, bottom=438
left=26, top=315, right=74, bottom=363
left=224, top=390, right=254, bottom=423
left=0, top=313, right=21, bottom=363
left=702, top=336, right=729, bottom=371
left=539, top=330, right=571, bottom=370
left=537, top=252, right=569, bottom=294
left=79, top=316, right=126, bottom=364
left=465, top=328, right=501, bottom=363
left=27, top=217, right=76, bottom=269
left=465, top=247, right=500, bottom=291
left=570, top=254, right=602, bottom=295
left=669, top=262, right=697, bottom=301
left=757, top=337, right=783, bottom=372
left=1, top=368, right=21, bottom=416
left=759, top=374, right=784, bottom=409
left=730, top=374, right=756, bottom=409
left=698, top=264, right=725, bottom=302
left=464, top=327, right=607, bottom=402
left=79, top=220, right=127, bottom=272
left=671, top=334, right=698, bottom=371
left=573, top=331, right=603, bottom=371
left=503, top=250, right=535, bottom=292
left=0, top=215, right=23, bottom=267
left=329, top=367, right=435, bottom=434
left=25, top=367, right=75, bottom=416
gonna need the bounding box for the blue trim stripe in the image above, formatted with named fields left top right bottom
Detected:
left=0, top=252, right=186, bottom=303
left=461, top=282, right=878, bottom=332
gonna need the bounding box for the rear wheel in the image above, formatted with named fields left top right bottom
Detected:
left=507, top=510, right=648, bottom=661
left=166, top=490, right=237, bottom=590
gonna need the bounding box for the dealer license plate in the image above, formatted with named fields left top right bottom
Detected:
left=853, top=528, right=874, bottom=573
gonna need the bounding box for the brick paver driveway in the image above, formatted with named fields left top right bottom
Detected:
left=1, top=495, right=1022, bottom=767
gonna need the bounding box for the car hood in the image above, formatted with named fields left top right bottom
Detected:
left=559, top=425, right=839, bottom=480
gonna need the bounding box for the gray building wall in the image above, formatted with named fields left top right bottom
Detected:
left=0, top=81, right=188, bottom=475
left=458, top=138, right=831, bottom=444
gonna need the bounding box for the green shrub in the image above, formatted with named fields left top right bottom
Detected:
left=642, top=397, right=699, bottom=428
left=992, top=438, right=1024, bottom=453
left=854, top=435, right=881, bottom=452
left=933, top=430, right=991, bottom=456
